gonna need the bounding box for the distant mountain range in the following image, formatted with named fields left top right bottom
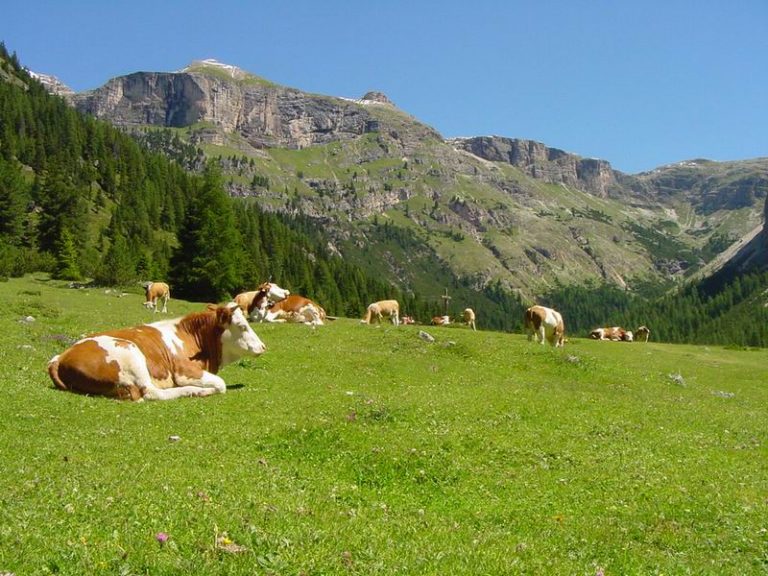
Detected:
left=40, top=59, right=768, bottom=297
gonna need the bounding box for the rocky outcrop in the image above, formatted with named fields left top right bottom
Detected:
left=28, top=71, right=74, bottom=97
left=71, top=62, right=391, bottom=150
left=360, top=91, right=393, bottom=105
left=450, top=136, right=620, bottom=198
left=634, top=159, right=768, bottom=215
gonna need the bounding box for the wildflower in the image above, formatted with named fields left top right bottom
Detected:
left=216, top=531, right=247, bottom=553
left=155, top=532, right=169, bottom=545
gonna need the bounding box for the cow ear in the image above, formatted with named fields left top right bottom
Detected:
left=216, top=306, right=233, bottom=328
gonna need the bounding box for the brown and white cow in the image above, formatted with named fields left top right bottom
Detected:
left=47, top=304, right=265, bottom=401
left=361, top=300, right=400, bottom=326
left=234, top=282, right=291, bottom=320
left=431, top=315, right=451, bottom=326
left=143, top=282, right=170, bottom=313
left=635, top=325, right=651, bottom=343
left=524, top=305, right=565, bottom=347
left=401, top=315, right=416, bottom=325
left=259, top=294, right=327, bottom=326
left=463, top=308, right=477, bottom=331
left=589, top=326, right=633, bottom=342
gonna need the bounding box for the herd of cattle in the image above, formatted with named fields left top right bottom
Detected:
left=47, top=281, right=650, bottom=401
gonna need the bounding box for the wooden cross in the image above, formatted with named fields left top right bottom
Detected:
left=441, top=288, right=452, bottom=316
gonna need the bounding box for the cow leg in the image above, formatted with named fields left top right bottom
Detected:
left=537, top=326, right=546, bottom=344
left=160, top=296, right=168, bottom=313
left=143, top=371, right=226, bottom=400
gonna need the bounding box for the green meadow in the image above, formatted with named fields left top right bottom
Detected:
left=1, top=275, right=766, bottom=575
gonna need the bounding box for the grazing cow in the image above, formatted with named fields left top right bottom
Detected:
left=463, top=308, right=477, bottom=331
left=234, top=282, right=291, bottom=320
left=47, top=304, right=266, bottom=401
left=361, top=300, right=400, bottom=326
left=143, top=282, right=170, bottom=313
left=524, top=305, right=565, bottom=347
left=431, top=315, right=451, bottom=326
left=635, top=325, right=651, bottom=343
left=590, top=326, right=633, bottom=342
left=259, top=294, right=327, bottom=326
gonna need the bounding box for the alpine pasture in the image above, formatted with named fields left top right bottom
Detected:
left=1, top=275, right=766, bottom=575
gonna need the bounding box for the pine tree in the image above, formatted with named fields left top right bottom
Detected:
left=94, top=233, right=135, bottom=286
left=0, top=158, right=27, bottom=244
left=53, top=227, right=81, bottom=280
left=169, top=163, right=244, bottom=301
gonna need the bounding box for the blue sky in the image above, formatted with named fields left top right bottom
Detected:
left=3, top=1, right=766, bottom=173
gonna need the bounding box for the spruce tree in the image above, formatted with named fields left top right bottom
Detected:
left=95, top=233, right=135, bottom=286
left=169, top=162, right=244, bottom=302
left=53, top=227, right=81, bottom=280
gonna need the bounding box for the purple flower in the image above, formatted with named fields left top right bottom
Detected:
left=155, top=532, right=169, bottom=544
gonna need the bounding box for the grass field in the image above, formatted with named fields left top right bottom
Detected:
left=1, top=275, right=766, bottom=575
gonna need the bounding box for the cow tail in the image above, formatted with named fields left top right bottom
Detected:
left=47, top=356, right=69, bottom=391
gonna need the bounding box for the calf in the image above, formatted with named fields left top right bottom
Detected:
left=524, top=305, right=565, bottom=347
left=361, top=300, right=400, bottom=326
left=431, top=315, right=451, bottom=326
left=143, top=282, right=170, bottom=313
left=47, top=304, right=265, bottom=401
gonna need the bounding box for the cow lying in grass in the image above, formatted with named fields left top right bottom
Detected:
left=589, top=326, right=634, bottom=342
left=234, top=282, right=291, bottom=320
left=259, top=294, right=328, bottom=326
left=361, top=300, right=400, bottom=326
left=524, top=305, right=565, bottom=347
left=143, top=282, right=170, bottom=313
left=47, top=304, right=266, bottom=401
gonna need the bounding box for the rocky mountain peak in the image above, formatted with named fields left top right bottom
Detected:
left=179, top=58, right=249, bottom=80
left=360, top=91, right=393, bottom=105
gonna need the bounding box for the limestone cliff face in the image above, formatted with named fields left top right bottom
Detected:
left=451, top=136, right=620, bottom=198
left=72, top=64, right=383, bottom=149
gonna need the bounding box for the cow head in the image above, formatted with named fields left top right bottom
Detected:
left=221, top=303, right=266, bottom=363
left=258, top=282, right=290, bottom=302
left=143, top=301, right=156, bottom=310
